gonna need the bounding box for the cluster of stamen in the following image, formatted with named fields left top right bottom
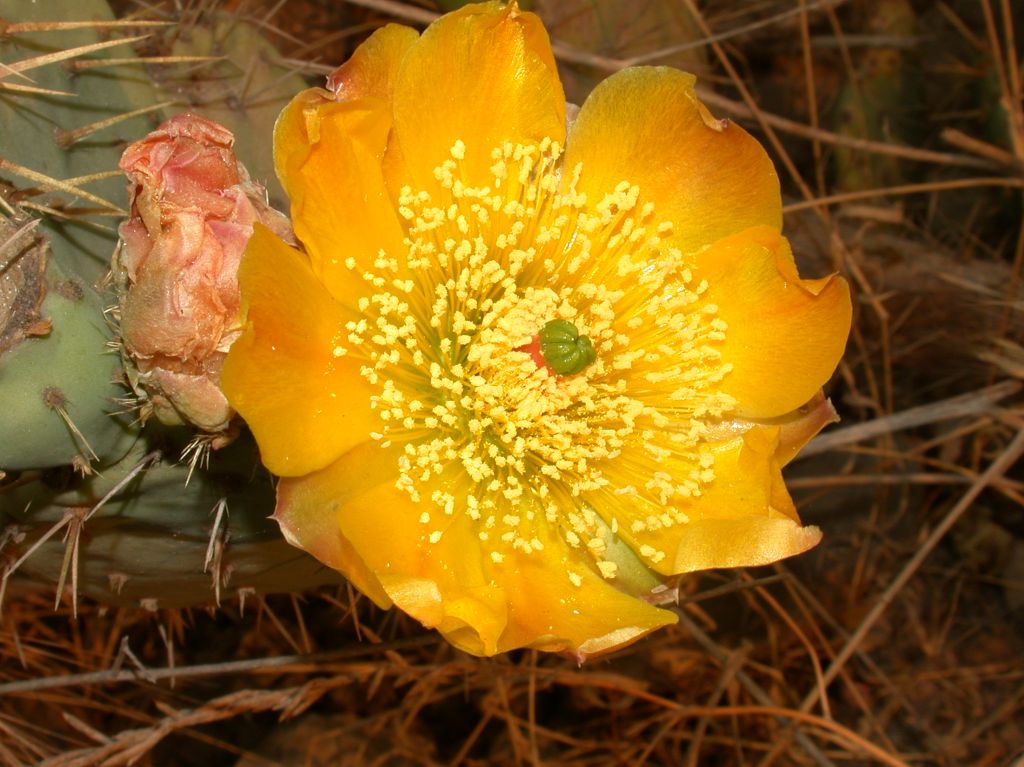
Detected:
left=341, top=138, right=734, bottom=582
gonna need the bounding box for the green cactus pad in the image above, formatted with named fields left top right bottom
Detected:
left=0, top=221, right=133, bottom=470
left=0, top=0, right=171, bottom=286
left=0, top=0, right=172, bottom=469
left=0, top=1, right=343, bottom=607
left=2, top=434, right=341, bottom=607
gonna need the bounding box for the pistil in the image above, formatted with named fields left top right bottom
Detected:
left=538, top=318, right=596, bottom=376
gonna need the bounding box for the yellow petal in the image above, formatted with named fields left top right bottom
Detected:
left=608, top=426, right=820, bottom=575
left=390, top=1, right=566, bottom=192
left=277, top=441, right=512, bottom=656
left=275, top=441, right=674, bottom=658
left=220, top=224, right=378, bottom=477
left=563, top=67, right=781, bottom=254
left=274, top=95, right=407, bottom=303
left=671, top=516, right=821, bottom=573
left=697, top=392, right=838, bottom=470
left=275, top=443, right=397, bottom=611
left=699, top=226, right=852, bottom=419
left=273, top=87, right=334, bottom=190
left=323, top=23, right=420, bottom=205
left=668, top=427, right=822, bottom=573
left=326, top=23, right=419, bottom=101
left=773, top=390, right=839, bottom=466
left=497, top=525, right=677, bottom=659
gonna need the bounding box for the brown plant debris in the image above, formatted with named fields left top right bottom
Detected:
left=0, top=215, right=49, bottom=356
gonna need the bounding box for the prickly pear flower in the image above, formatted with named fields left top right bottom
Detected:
left=222, top=2, right=852, bottom=658
left=115, top=114, right=291, bottom=443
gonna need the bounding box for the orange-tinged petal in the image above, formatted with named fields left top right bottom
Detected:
left=698, top=226, right=852, bottom=419
left=326, top=23, right=419, bottom=101
left=606, top=426, right=819, bottom=575
left=275, top=441, right=675, bottom=658
left=774, top=391, right=839, bottom=466
left=273, top=87, right=334, bottom=190
left=277, top=441, right=513, bottom=656
left=667, top=426, right=822, bottom=572
left=497, top=528, right=677, bottom=659
left=221, top=224, right=378, bottom=477
left=324, top=23, right=420, bottom=205
left=390, top=1, right=566, bottom=192
left=564, top=67, right=781, bottom=254
left=274, top=96, right=406, bottom=302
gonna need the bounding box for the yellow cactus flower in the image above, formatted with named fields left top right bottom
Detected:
left=222, top=1, right=852, bottom=659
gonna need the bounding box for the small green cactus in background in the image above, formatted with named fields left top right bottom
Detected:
left=0, top=1, right=333, bottom=610
left=831, top=0, right=919, bottom=191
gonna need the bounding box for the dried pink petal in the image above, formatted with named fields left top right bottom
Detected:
left=116, top=113, right=291, bottom=438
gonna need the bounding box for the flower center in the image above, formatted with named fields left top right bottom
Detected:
left=342, top=138, right=734, bottom=581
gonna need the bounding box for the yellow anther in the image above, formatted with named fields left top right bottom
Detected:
left=344, top=138, right=731, bottom=565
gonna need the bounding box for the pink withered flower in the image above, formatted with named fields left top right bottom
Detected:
left=115, top=114, right=291, bottom=444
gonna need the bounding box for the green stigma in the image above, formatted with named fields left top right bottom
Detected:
left=539, top=319, right=597, bottom=376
